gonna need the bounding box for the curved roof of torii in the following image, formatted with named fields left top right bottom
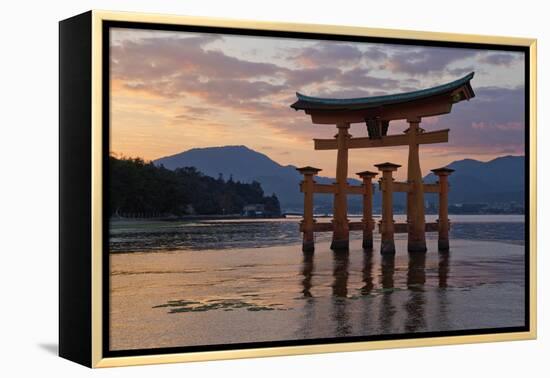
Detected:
left=290, top=72, right=475, bottom=112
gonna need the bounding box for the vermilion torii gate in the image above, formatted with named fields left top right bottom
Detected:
left=291, top=72, right=475, bottom=254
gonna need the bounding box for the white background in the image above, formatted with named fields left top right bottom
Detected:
left=0, top=0, right=547, bottom=376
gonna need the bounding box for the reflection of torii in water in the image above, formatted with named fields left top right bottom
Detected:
left=292, top=72, right=475, bottom=254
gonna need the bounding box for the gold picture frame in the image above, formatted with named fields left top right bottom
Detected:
left=59, top=10, right=537, bottom=368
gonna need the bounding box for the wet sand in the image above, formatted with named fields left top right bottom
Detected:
left=109, top=237, right=525, bottom=351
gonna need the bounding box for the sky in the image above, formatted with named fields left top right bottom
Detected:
left=110, top=28, right=525, bottom=179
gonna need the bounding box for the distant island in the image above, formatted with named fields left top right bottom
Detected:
left=109, top=156, right=281, bottom=219
left=155, top=145, right=525, bottom=215
left=107, top=147, right=525, bottom=218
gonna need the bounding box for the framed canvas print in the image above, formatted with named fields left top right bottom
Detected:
left=59, top=10, right=537, bottom=368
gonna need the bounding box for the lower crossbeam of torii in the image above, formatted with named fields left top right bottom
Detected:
left=291, top=72, right=476, bottom=254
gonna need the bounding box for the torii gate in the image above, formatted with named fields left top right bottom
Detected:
left=291, top=72, right=475, bottom=253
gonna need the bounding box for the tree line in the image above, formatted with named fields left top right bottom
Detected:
left=109, top=155, right=281, bottom=218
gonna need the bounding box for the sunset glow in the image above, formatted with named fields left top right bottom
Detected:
left=110, top=28, right=525, bottom=179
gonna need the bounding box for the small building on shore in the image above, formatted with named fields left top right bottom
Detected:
left=242, top=204, right=266, bottom=217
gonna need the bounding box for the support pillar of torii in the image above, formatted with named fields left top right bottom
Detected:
left=375, top=162, right=400, bottom=254
left=406, top=117, right=427, bottom=252
left=296, top=166, right=322, bottom=252
left=356, top=170, right=378, bottom=250
left=331, top=123, right=351, bottom=250
left=431, top=167, right=455, bottom=251
left=291, top=72, right=475, bottom=252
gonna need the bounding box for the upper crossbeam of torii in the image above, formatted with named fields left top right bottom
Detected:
left=291, top=72, right=475, bottom=254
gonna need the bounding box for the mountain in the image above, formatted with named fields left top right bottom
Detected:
left=155, top=146, right=525, bottom=212
left=423, top=155, right=525, bottom=205
left=154, top=145, right=361, bottom=211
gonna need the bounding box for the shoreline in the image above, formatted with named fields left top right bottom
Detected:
left=110, top=214, right=286, bottom=222
left=109, top=213, right=525, bottom=222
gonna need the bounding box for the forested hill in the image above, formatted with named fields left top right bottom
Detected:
left=109, top=156, right=280, bottom=217
left=154, top=145, right=361, bottom=211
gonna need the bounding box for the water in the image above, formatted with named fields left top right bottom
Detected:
left=109, top=214, right=525, bottom=253
left=109, top=214, right=526, bottom=351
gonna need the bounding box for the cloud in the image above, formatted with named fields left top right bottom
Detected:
left=479, top=52, right=520, bottom=66
left=288, top=42, right=364, bottom=68
left=381, top=46, right=479, bottom=75
left=112, top=35, right=286, bottom=83
left=364, top=46, right=389, bottom=61
left=285, top=66, right=402, bottom=94
left=447, top=66, right=477, bottom=76
left=286, top=42, right=391, bottom=73
left=111, top=34, right=421, bottom=141
left=337, top=67, right=401, bottom=89
left=190, top=78, right=288, bottom=102
left=111, top=31, right=525, bottom=158
left=181, top=106, right=214, bottom=116
left=285, top=67, right=341, bottom=87
left=471, top=121, right=523, bottom=131
left=113, top=34, right=477, bottom=112
left=426, top=86, right=525, bottom=152
left=311, top=87, right=386, bottom=99
left=174, top=113, right=205, bottom=123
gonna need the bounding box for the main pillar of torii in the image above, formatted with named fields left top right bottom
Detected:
left=291, top=72, right=475, bottom=252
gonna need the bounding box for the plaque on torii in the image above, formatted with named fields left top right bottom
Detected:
left=291, top=72, right=475, bottom=253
